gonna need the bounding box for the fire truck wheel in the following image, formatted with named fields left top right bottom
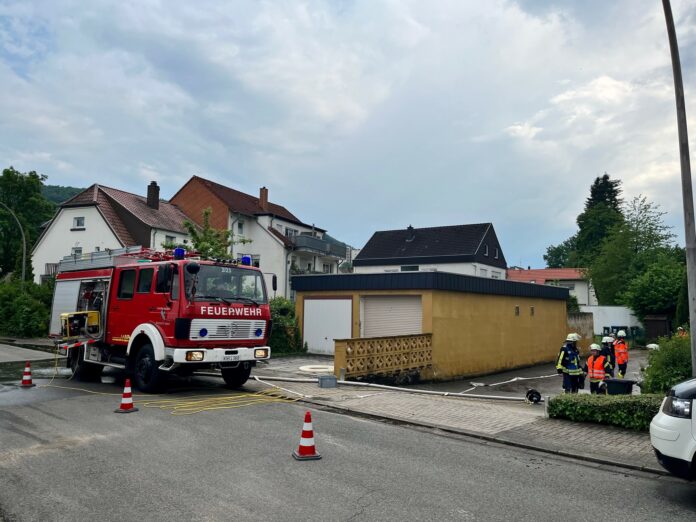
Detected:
left=132, top=344, right=166, bottom=393
left=69, top=350, right=103, bottom=381
left=221, top=363, right=251, bottom=389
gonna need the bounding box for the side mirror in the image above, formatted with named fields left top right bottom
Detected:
left=186, top=262, right=200, bottom=275
left=272, top=274, right=278, bottom=292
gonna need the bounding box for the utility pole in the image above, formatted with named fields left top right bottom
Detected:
left=663, top=0, right=696, bottom=377
left=0, top=201, right=27, bottom=287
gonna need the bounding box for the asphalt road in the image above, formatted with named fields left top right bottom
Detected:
left=0, top=377, right=694, bottom=521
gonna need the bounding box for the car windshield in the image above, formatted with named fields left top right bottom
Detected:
left=185, top=264, right=267, bottom=304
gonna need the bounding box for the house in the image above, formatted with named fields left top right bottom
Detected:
left=170, top=175, right=347, bottom=297
left=32, top=182, right=190, bottom=283
left=353, top=223, right=507, bottom=279
left=506, top=267, right=598, bottom=306
left=292, top=271, right=568, bottom=378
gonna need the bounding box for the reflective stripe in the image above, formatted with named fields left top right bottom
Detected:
left=303, top=423, right=312, bottom=431
left=121, top=398, right=133, bottom=405
left=299, top=438, right=315, bottom=446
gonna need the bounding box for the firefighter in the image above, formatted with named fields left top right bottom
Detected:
left=557, top=333, right=583, bottom=393
left=677, top=326, right=687, bottom=337
left=600, top=336, right=615, bottom=377
left=583, top=344, right=610, bottom=394
left=614, top=330, right=629, bottom=378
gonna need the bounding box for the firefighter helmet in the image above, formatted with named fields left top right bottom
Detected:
left=589, top=343, right=600, bottom=351
left=566, top=333, right=580, bottom=342
left=601, top=336, right=614, bottom=344
left=617, top=330, right=627, bottom=338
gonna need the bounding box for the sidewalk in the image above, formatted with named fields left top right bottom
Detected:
left=251, top=355, right=661, bottom=475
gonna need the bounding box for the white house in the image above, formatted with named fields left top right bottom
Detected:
left=506, top=267, right=598, bottom=306
left=32, top=182, right=190, bottom=283
left=352, top=223, right=507, bottom=279
left=170, top=176, right=347, bottom=298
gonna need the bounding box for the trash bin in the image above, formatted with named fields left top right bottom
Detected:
left=605, top=378, right=635, bottom=395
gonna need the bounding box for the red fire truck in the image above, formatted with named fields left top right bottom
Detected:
left=50, top=246, right=274, bottom=392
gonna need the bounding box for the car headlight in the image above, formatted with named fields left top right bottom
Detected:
left=662, top=396, right=692, bottom=418
left=185, top=350, right=205, bottom=362
left=254, top=348, right=269, bottom=359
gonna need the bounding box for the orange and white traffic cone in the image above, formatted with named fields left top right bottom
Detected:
left=114, top=378, right=139, bottom=413
left=19, top=361, right=36, bottom=388
left=292, top=411, right=321, bottom=460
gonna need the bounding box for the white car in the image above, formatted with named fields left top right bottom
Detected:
left=650, top=377, right=696, bottom=480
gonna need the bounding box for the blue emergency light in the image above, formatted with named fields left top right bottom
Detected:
left=173, top=247, right=186, bottom=260
left=241, top=255, right=251, bottom=266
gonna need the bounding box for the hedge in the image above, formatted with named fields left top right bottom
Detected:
left=268, top=297, right=306, bottom=355
left=548, top=393, right=664, bottom=431
left=640, top=335, right=693, bottom=394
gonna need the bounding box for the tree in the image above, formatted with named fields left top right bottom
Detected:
left=544, top=235, right=578, bottom=268
left=0, top=167, right=55, bottom=279
left=183, top=207, right=251, bottom=259
left=620, top=257, right=684, bottom=322
left=585, top=173, right=622, bottom=213
left=675, top=272, right=689, bottom=328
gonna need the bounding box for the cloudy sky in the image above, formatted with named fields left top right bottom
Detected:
left=2, top=0, right=696, bottom=266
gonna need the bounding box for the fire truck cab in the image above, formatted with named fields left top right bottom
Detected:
left=50, top=247, right=273, bottom=392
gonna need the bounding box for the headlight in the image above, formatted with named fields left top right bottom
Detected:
left=254, top=348, right=269, bottom=359
left=662, top=396, right=692, bottom=418
left=185, top=350, right=205, bottom=361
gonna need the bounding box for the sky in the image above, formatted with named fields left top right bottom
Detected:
left=2, top=0, right=696, bottom=267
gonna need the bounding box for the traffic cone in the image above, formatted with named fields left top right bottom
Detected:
left=19, top=361, right=36, bottom=388
left=114, top=378, right=139, bottom=413
left=292, top=411, right=321, bottom=460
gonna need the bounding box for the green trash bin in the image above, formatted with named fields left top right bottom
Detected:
left=605, top=378, right=635, bottom=395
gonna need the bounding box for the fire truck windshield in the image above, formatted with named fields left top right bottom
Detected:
left=185, top=263, right=267, bottom=304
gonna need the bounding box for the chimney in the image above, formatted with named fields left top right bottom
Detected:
left=147, top=181, right=160, bottom=210
left=406, top=225, right=416, bottom=242
left=259, top=186, right=269, bottom=211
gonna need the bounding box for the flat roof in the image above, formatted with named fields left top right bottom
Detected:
left=291, top=272, right=569, bottom=300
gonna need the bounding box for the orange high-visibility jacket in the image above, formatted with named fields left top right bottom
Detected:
left=587, top=355, right=608, bottom=381
left=614, top=340, right=629, bottom=365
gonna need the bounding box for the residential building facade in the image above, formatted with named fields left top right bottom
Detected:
left=170, top=176, right=346, bottom=298
left=506, top=267, right=599, bottom=306
left=353, top=223, right=507, bottom=279
left=32, top=182, right=190, bottom=283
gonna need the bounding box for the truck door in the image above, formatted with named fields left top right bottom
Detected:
left=151, top=263, right=181, bottom=345
left=107, top=267, right=138, bottom=345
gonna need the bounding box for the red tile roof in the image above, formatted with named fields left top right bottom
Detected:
left=61, top=184, right=189, bottom=246
left=506, top=268, right=587, bottom=284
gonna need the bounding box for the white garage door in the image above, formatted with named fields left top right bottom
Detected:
left=303, top=299, right=352, bottom=355
left=361, top=296, right=422, bottom=338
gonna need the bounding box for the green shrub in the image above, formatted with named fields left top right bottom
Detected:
left=548, top=393, right=664, bottom=431
left=0, top=280, right=52, bottom=337
left=640, top=335, right=692, bottom=394
left=268, top=297, right=305, bottom=355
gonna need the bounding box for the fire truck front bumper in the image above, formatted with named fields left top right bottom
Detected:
left=165, top=346, right=271, bottom=365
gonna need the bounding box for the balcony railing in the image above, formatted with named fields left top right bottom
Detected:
left=291, top=234, right=346, bottom=258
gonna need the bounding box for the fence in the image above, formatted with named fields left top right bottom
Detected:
left=334, top=334, right=433, bottom=379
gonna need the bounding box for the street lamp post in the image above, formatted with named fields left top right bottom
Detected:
left=0, top=201, right=27, bottom=286
left=663, top=0, right=696, bottom=377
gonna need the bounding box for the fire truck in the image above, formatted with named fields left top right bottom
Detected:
left=50, top=246, right=274, bottom=392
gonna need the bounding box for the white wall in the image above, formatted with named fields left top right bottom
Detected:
left=353, top=262, right=506, bottom=279
left=32, top=207, right=122, bottom=283
left=150, top=228, right=190, bottom=250
left=579, top=305, right=642, bottom=335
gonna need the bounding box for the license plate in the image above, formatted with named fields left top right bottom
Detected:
left=223, top=354, right=240, bottom=362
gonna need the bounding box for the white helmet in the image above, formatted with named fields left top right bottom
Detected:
left=601, top=336, right=614, bottom=343
left=617, top=330, right=626, bottom=338
left=590, top=343, right=601, bottom=351
left=566, top=333, right=580, bottom=342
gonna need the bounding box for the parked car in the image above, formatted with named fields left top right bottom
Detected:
left=650, top=378, right=696, bottom=480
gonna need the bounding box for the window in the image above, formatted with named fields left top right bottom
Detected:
left=165, top=235, right=176, bottom=244
left=237, top=221, right=244, bottom=236
left=491, top=271, right=501, bottom=279
left=515, top=305, right=520, bottom=316
left=285, top=228, right=299, bottom=238
left=483, top=244, right=489, bottom=256
left=118, top=270, right=136, bottom=299
left=558, top=283, right=576, bottom=291
left=137, top=268, right=154, bottom=293
left=530, top=306, right=535, bottom=317
left=400, top=265, right=419, bottom=272
left=171, top=265, right=180, bottom=299
left=494, top=248, right=499, bottom=259
left=71, top=247, right=82, bottom=257
left=252, top=255, right=260, bottom=268
left=480, top=268, right=488, bottom=277
left=72, top=217, right=85, bottom=229
left=156, top=265, right=173, bottom=293
left=323, top=263, right=333, bottom=274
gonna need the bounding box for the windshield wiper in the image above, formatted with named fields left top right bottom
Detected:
left=230, top=296, right=260, bottom=306
left=195, top=295, right=232, bottom=305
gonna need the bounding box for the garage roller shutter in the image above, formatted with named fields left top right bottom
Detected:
left=361, top=296, right=422, bottom=338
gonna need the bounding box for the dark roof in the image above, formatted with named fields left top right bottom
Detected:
left=60, top=184, right=189, bottom=245
left=354, top=223, right=499, bottom=265
left=291, top=272, right=569, bottom=300
left=268, top=226, right=294, bottom=247
left=182, top=176, right=324, bottom=230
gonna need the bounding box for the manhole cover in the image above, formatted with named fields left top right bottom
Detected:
left=298, top=365, right=334, bottom=374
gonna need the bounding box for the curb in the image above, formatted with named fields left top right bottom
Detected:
left=295, top=396, right=669, bottom=478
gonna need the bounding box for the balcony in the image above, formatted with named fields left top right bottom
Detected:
left=290, top=234, right=347, bottom=259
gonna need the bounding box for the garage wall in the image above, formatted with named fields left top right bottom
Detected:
left=428, top=290, right=566, bottom=379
